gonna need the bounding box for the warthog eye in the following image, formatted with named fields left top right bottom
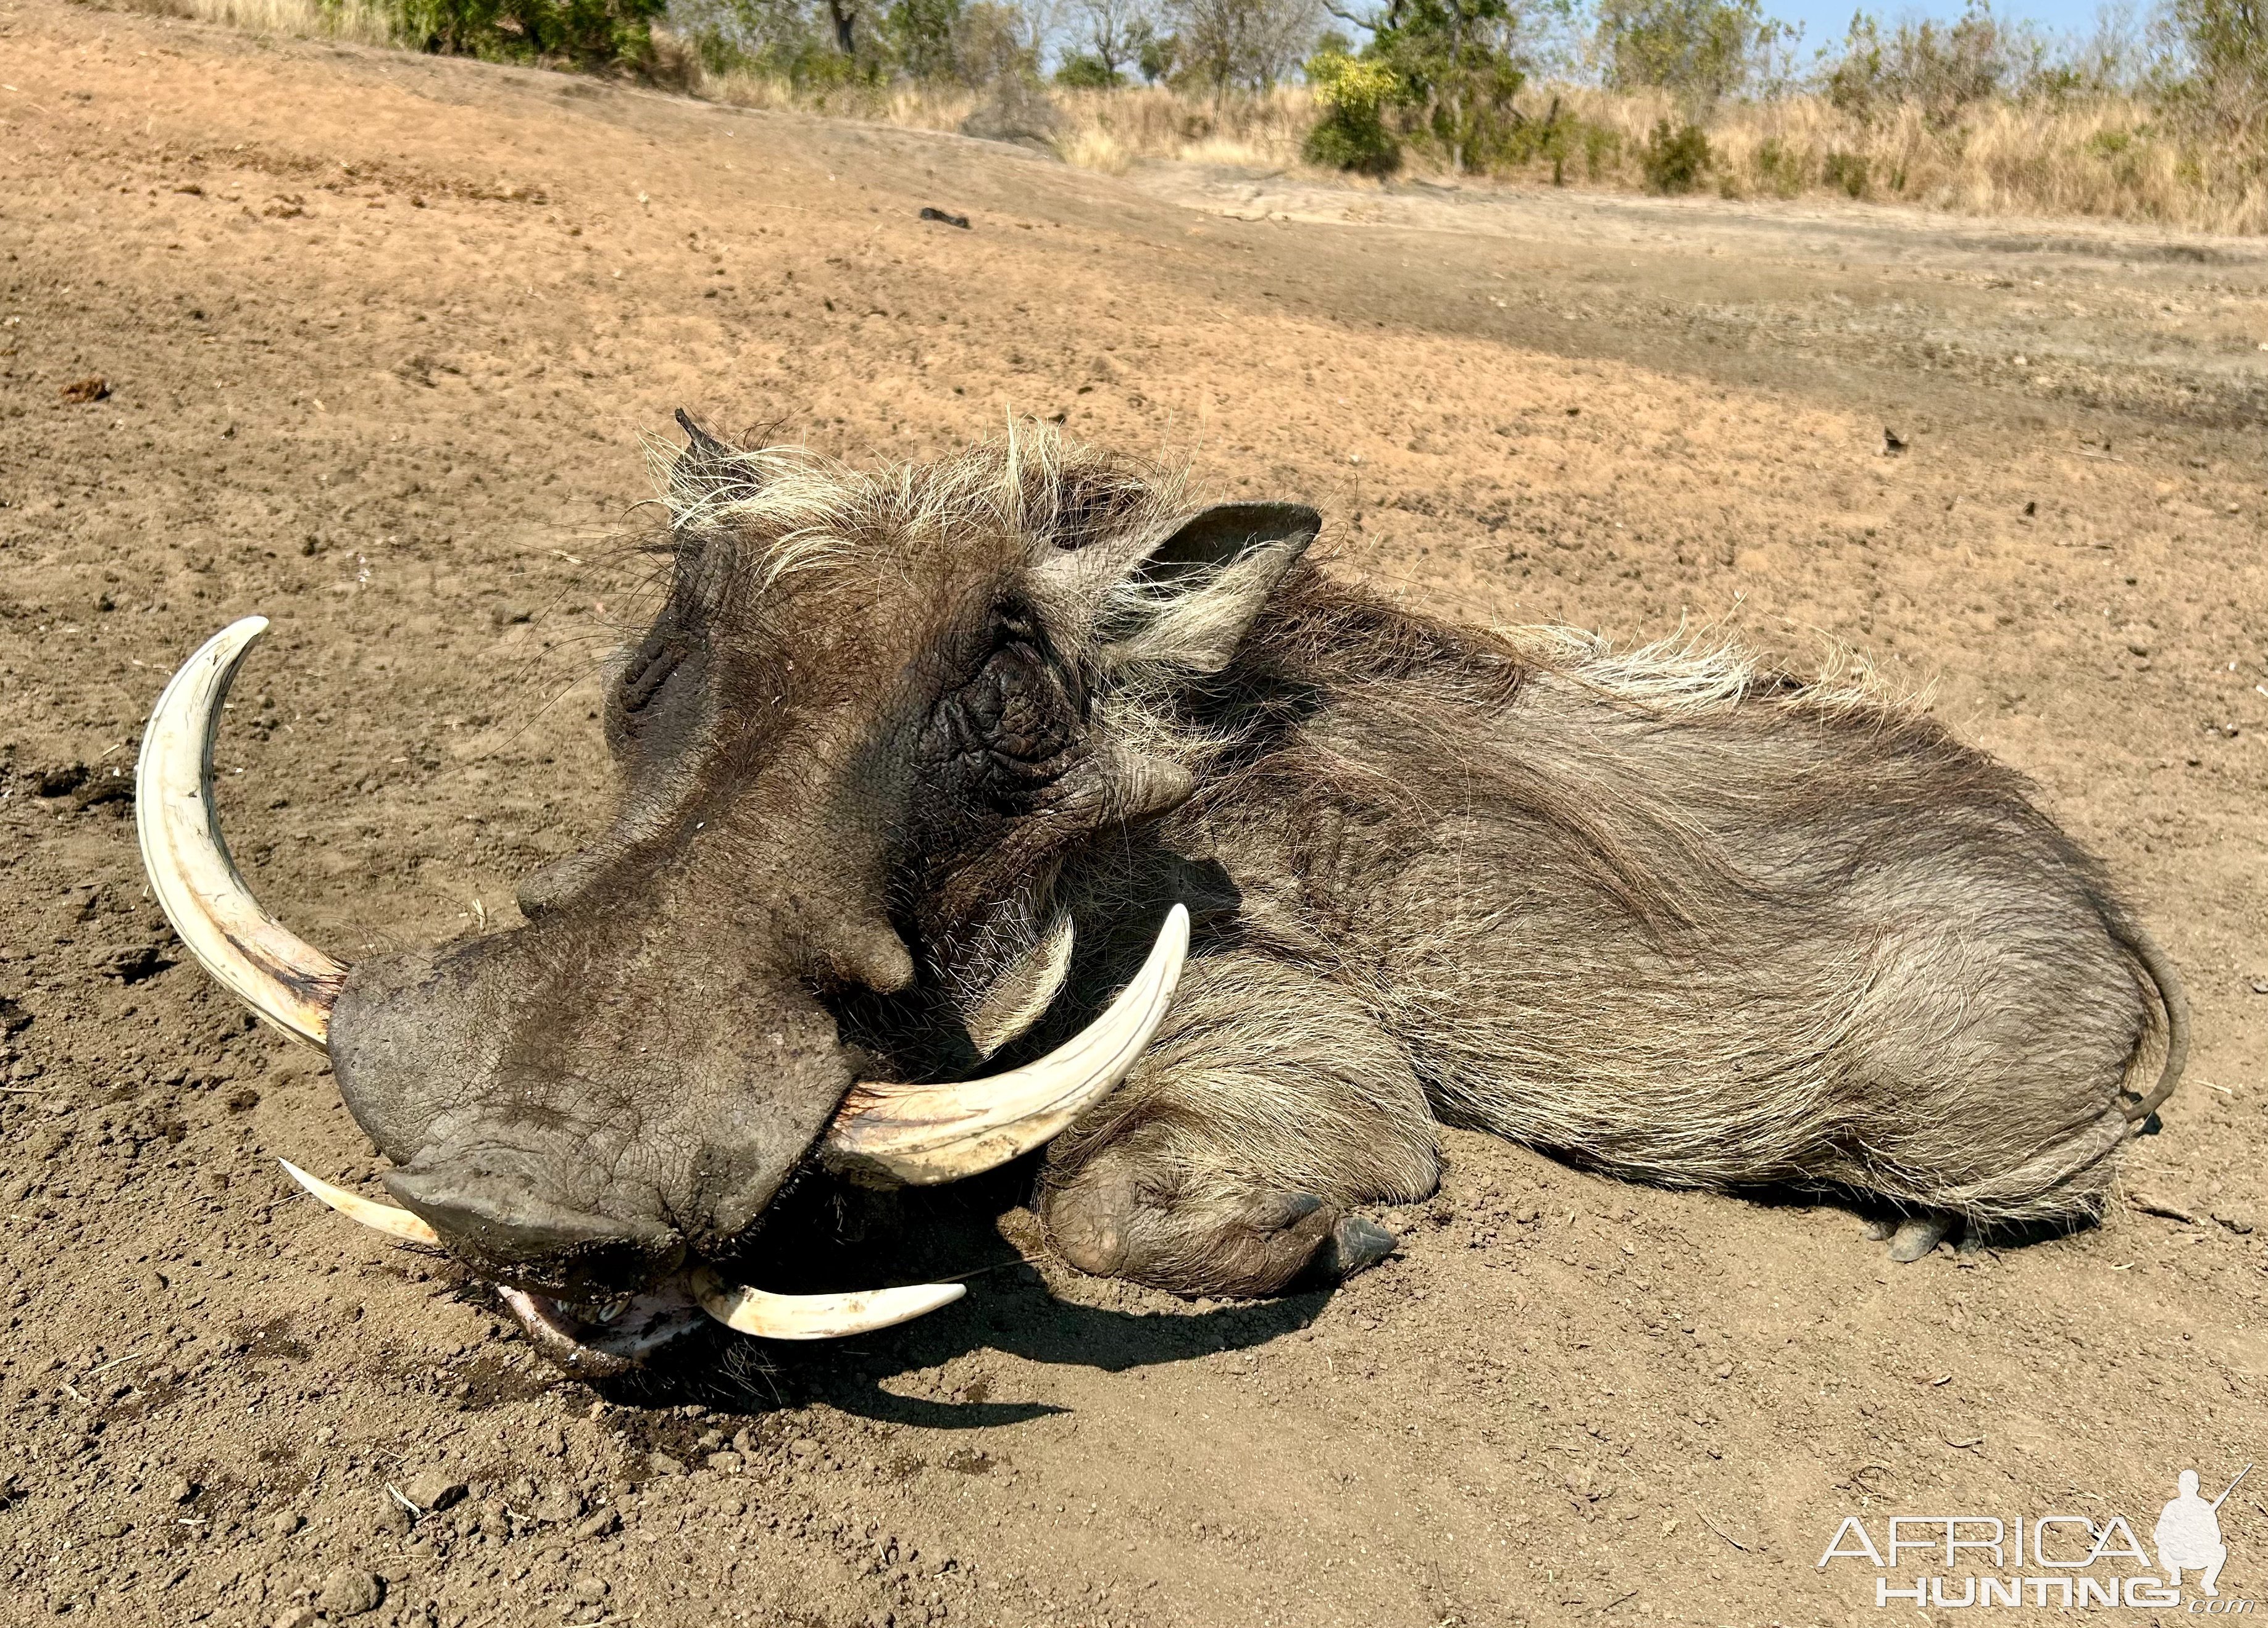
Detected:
left=930, top=615, right=1083, bottom=800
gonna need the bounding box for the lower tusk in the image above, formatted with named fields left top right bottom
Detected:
left=278, top=1158, right=441, bottom=1246
left=822, top=903, right=1188, bottom=1187
left=137, top=618, right=345, bottom=1048
left=688, top=1267, right=964, bottom=1341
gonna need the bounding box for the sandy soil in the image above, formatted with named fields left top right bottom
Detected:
left=2, top=4, right=2265, bottom=1624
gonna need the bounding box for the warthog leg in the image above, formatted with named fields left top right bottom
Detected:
left=1038, top=953, right=1440, bottom=1299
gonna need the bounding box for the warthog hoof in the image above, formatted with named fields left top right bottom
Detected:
left=1887, top=1213, right=1957, bottom=1263
left=1315, top=1216, right=1397, bottom=1280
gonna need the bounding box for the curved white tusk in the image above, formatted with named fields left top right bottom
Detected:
left=688, top=1267, right=965, bottom=1341
left=822, top=903, right=1188, bottom=1187
left=278, top=1158, right=442, bottom=1246
left=137, top=618, right=345, bottom=1049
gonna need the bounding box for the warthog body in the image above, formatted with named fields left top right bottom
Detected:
left=157, top=422, right=2184, bottom=1364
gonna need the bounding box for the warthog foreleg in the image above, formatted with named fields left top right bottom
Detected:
left=1037, top=952, right=1439, bottom=1298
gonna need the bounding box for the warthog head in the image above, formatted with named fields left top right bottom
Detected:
left=137, top=419, right=1317, bottom=1373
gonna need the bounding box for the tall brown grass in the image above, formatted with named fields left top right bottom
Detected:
left=119, top=0, right=396, bottom=45
left=704, top=62, right=2268, bottom=235
left=95, top=0, right=2268, bottom=237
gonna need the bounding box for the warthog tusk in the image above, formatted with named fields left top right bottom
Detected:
left=822, top=903, right=1189, bottom=1186
left=278, top=1158, right=442, bottom=1246
left=137, top=618, right=345, bottom=1049
left=688, top=1268, right=965, bottom=1342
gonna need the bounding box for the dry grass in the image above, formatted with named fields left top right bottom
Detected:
left=96, top=0, right=2268, bottom=236
left=702, top=65, right=2266, bottom=236
left=1533, top=86, right=2268, bottom=236
left=117, top=0, right=395, bottom=45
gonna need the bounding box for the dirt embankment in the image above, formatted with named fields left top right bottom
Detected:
left=2, top=4, right=2264, bottom=1625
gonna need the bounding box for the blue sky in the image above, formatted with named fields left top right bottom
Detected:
left=1763, top=0, right=2109, bottom=49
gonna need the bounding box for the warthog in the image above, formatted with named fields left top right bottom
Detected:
left=138, top=420, right=2187, bottom=1373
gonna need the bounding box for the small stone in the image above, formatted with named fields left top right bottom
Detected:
left=646, top=1451, right=686, bottom=1477
left=272, top=1609, right=317, bottom=1628
left=574, top=1509, right=620, bottom=1540
left=371, top=1495, right=413, bottom=1538
left=96, top=1519, right=130, bottom=1539
left=166, top=1476, right=196, bottom=1504
left=402, top=1471, right=467, bottom=1513
left=317, top=1568, right=383, bottom=1618
left=2215, top=1210, right=2256, bottom=1236
left=259, top=1509, right=304, bottom=1539
left=569, top=1577, right=609, bottom=1604
left=706, top=1451, right=743, bottom=1474
left=531, top=1484, right=583, bottom=1523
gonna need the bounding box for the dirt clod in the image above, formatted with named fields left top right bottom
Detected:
left=317, top=1569, right=384, bottom=1618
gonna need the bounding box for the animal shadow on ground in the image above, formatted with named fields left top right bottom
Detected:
left=591, top=1163, right=1333, bottom=1423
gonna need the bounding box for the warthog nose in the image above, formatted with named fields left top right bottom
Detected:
left=383, top=1165, right=685, bottom=1300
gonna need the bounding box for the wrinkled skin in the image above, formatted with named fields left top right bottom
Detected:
left=323, top=420, right=2184, bottom=1367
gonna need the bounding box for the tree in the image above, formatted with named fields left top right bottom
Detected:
left=886, top=0, right=962, bottom=76
left=1594, top=0, right=1778, bottom=110
left=1061, top=0, right=1159, bottom=83
left=1367, top=0, right=1527, bottom=170
left=1165, top=0, right=1320, bottom=90
left=1823, top=2, right=2045, bottom=126
left=2166, top=0, right=2268, bottom=136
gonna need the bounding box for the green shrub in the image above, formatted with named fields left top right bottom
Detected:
left=393, top=0, right=667, bottom=67
left=1822, top=149, right=1869, bottom=196
left=1752, top=134, right=1803, bottom=196
left=1054, top=51, right=1120, bottom=86
left=1303, top=49, right=1403, bottom=174
left=1640, top=118, right=1709, bottom=192
left=1583, top=120, right=1622, bottom=179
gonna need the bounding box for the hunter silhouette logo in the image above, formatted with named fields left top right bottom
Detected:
left=1817, top=1461, right=2256, bottom=1609
left=2158, top=1464, right=2249, bottom=1598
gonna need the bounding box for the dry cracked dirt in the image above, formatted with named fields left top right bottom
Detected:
left=2, top=2, right=2266, bottom=1624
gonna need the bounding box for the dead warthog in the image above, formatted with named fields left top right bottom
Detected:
left=138, top=420, right=2187, bottom=1373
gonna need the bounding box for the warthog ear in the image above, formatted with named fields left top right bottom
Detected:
left=663, top=409, right=758, bottom=520
left=1088, top=501, right=1321, bottom=676
left=674, top=407, right=735, bottom=463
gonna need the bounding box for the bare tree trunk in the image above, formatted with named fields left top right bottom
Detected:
left=826, top=0, right=857, bottom=59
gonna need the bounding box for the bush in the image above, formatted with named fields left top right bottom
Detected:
left=393, top=0, right=669, bottom=67
left=1821, top=149, right=1869, bottom=197
left=1303, top=48, right=1401, bottom=172
left=1752, top=134, right=1803, bottom=196
left=1640, top=118, right=1709, bottom=192
left=1055, top=49, right=1120, bottom=85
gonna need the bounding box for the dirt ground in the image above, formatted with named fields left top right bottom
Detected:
left=3, top=4, right=2266, bottom=1624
